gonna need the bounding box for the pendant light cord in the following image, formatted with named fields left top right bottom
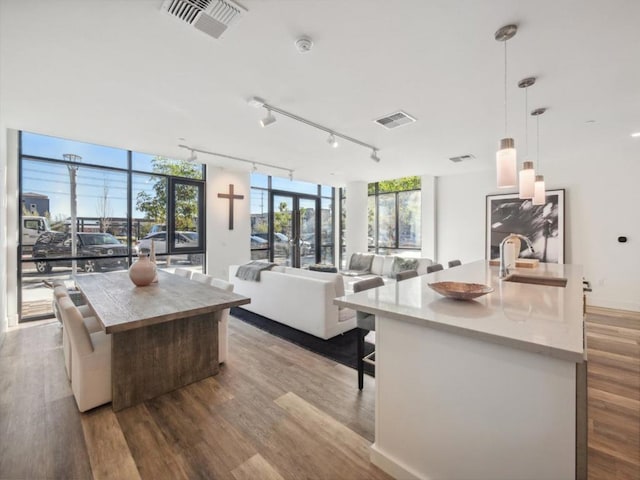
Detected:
left=524, top=87, right=529, bottom=158
left=504, top=41, right=508, bottom=135
left=536, top=114, right=540, bottom=170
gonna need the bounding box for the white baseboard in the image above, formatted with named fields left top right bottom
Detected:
left=370, top=443, right=428, bottom=480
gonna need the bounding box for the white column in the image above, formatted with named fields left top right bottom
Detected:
left=345, top=181, right=368, bottom=261
left=0, top=127, right=8, bottom=340
left=5, top=129, right=19, bottom=327
left=420, top=174, right=437, bottom=262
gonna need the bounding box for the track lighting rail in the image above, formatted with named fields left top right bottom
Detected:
left=249, top=96, right=380, bottom=162
left=178, top=144, right=294, bottom=178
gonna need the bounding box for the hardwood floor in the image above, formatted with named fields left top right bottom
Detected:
left=0, top=316, right=386, bottom=480
left=586, top=310, right=640, bottom=480
left=0, top=310, right=637, bottom=479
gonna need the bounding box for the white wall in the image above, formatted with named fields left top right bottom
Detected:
left=206, top=168, right=251, bottom=281
left=437, top=151, right=640, bottom=312
left=0, top=129, right=19, bottom=335
left=345, top=181, right=368, bottom=260
left=0, top=127, right=7, bottom=345
left=420, top=175, right=437, bottom=262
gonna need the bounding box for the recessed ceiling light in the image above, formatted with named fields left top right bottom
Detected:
left=631, top=132, right=640, bottom=138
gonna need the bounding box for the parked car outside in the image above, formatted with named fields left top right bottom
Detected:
left=21, top=216, right=52, bottom=253
left=32, top=232, right=128, bottom=273
left=252, top=232, right=311, bottom=256
left=251, top=235, right=268, bottom=248
left=137, top=231, right=202, bottom=264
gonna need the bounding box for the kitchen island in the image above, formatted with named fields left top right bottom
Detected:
left=334, top=260, right=586, bottom=480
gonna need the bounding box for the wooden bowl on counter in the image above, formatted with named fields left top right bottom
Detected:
left=428, top=281, right=494, bottom=301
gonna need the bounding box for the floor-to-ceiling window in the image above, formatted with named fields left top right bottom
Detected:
left=339, top=187, right=347, bottom=269
left=18, top=131, right=206, bottom=321
left=368, top=176, right=421, bottom=255
left=250, top=173, right=334, bottom=267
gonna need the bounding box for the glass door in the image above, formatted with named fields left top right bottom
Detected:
left=298, top=197, right=317, bottom=268
left=272, top=193, right=318, bottom=268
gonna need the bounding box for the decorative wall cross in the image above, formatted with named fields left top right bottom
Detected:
left=217, top=184, right=244, bottom=230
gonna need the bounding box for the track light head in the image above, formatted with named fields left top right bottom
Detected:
left=260, top=108, right=276, bottom=127
left=251, top=163, right=258, bottom=172
left=327, top=133, right=338, bottom=148
left=186, top=150, right=197, bottom=162
left=370, top=149, right=381, bottom=163
left=288, top=170, right=294, bottom=181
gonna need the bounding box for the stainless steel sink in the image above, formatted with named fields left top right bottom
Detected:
left=503, top=274, right=568, bottom=288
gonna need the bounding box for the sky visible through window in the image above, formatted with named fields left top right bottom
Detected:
left=21, top=132, right=200, bottom=220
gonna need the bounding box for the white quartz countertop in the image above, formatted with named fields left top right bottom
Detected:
left=334, top=260, right=585, bottom=363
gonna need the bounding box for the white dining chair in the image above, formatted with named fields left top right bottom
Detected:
left=191, top=271, right=214, bottom=285
left=174, top=268, right=193, bottom=279
left=210, top=278, right=234, bottom=364
left=59, top=296, right=112, bottom=412
left=53, top=286, right=101, bottom=381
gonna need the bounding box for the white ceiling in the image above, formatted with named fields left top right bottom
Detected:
left=1, top=0, right=639, bottom=186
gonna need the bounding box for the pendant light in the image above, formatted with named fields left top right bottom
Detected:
left=495, top=24, right=518, bottom=188
left=531, top=108, right=547, bottom=205
left=518, top=77, right=536, bottom=198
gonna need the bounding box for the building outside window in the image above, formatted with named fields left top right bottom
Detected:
left=368, top=176, right=421, bottom=255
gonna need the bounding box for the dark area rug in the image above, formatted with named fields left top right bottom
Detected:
left=230, top=307, right=375, bottom=376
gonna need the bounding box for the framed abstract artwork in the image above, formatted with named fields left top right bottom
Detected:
left=486, top=189, right=565, bottom=264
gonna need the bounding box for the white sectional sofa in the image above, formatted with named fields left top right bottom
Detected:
left=341, top=252, right=434, bottom=292
left=229, top=265, right=356, bottom=340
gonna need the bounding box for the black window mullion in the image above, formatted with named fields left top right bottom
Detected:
left=127, top=151, right=133, bottom=266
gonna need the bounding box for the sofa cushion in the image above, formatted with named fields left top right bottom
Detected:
left=382, top=256, right=396, bottom=278
left=416, top=258, right=433, bottom=275
left=283, top=267, right=345, bottom=298
left=393, top=257, right=419, bottom=274
left=370, top=255, right=385, bottom=275
left=349, top=253, right=374, bottom=273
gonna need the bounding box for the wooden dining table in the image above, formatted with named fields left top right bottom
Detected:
left=75, top=270, right=250, bottom=411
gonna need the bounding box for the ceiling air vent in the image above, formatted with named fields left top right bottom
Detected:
left=448, top=154, right=476, bottom=163
left=161, top=0, right=247, bottom=39
left=374, top=111, right=416, bottom=130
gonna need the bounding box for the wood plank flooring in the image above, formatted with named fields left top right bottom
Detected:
left=0, top=315, right=385, bottom=480
left=586, top=310, right=640, bottom=480
left=0, top=310, right=637, bottom=479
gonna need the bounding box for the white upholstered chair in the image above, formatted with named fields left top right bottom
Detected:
left=210, top=278, right=233, bottom=364
left=59, top=296, right=112, bottom=412
left=191, top=271, right=214, bottom=285
left=174, top=268, right=193, bottom=279
left=53, top=286, right=101, bottom=381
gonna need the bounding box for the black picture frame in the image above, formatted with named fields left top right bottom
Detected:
left=485, top=189, right=565, bottom=264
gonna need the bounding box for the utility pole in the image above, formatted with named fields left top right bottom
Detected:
left=63, top=153, right=82, bottom=276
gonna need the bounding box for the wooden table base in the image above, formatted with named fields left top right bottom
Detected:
left=111, top=312, right=220, bottom=411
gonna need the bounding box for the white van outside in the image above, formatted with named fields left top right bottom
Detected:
left=22, top=216, right=51, bottom=252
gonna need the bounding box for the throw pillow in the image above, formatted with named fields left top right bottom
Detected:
left=392, top=257, right=419, bottom=275
left=349, top=253, right=374, bottom=272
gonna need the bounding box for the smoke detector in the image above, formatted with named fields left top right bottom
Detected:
left=374, top=111, right=416, bottom=130
left=161, top=0, right=247, bottom=40
left=295, top=37, right=313, bottom=53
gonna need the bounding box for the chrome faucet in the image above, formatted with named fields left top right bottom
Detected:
left=499, top=233, right=535, bottom=279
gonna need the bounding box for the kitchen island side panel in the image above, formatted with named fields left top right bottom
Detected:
left=373, top=314, right=576, bottom=480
